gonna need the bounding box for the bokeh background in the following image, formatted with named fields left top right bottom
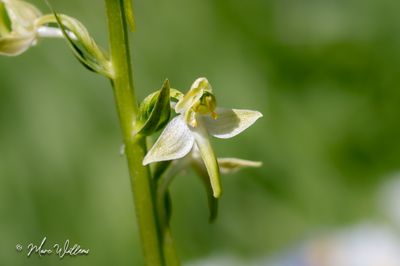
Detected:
left=2, top=0, right=400, bottom=265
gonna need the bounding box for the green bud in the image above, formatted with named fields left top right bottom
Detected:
left=135, top=79, right=171, bottom=136
left=38, top=11, right=112, bottom=78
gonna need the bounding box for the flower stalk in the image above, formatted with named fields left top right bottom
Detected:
left=104, top=0, right=164, bottom=265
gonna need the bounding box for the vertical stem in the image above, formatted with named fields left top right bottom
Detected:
left=163, top=228, right=181, bottom=266
left=156, top=162, right=183, bottom=266
left=104, top=0, right=163, bottom=265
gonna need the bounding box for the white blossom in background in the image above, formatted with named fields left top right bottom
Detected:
left=186, top=224, right=400, bottom=266
left=378, top=173, right=400, bottom=227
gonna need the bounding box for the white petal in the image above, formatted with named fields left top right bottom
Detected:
left=217, top=158, right=262, bottom=174
left=191, top=123, right=221, bottom=198
left=202, top=108, right=263, bottom=139
left=143, top=116, right=194, bottom=165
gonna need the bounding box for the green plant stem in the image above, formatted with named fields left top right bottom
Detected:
left=104, top=0, right=163, bottom=265
left=156, top=161, right=185, bottom=266
left=163, top=228, right=180, bottom=266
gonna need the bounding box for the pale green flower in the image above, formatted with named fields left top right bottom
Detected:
left=143, top=77, right=262, bottom=197
left=0, top=0, right=62, bottom=56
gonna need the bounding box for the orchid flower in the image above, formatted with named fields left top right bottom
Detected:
left=0, top=0, right=63, bottom=56
left=143, top=77, right=262, bottom=197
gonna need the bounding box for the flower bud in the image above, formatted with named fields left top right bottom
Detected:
left=40, top=13, right=112, bottom=77
left=135, top=79, right=172, bottom=136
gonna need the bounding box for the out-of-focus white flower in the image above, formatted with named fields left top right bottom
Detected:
left=0, top=0, right=62, bottom=56
left=378, top=173, right=400, bottom=227
left=187, top=225, right=400, bottom=266
left=304, top=225, right=400, bottom=266
left=143, top=77, right=262, bottom=197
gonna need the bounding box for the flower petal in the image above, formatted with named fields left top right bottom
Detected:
left=191, top=123, right=221, bottom=198
left=202, top=108, right=263, bottom=139
left=143, top=116, right=194, bottom=165
left=0, top=34, right=35, bottom=56
left=217, top=158, right=262, bottom=174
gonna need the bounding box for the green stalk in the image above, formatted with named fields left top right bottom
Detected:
left=104, top=0, right=163, bottom=265
left=156, top=161, right=184, bottom=266
left=163, top=228, right=180, bottom=266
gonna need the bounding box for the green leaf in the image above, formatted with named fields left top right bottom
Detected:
left=136, top=79, right=171, bottom=136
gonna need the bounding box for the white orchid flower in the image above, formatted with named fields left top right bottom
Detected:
left=143, top=77, right=262, bottom=198
left=0, top=0, right=63, bottom=56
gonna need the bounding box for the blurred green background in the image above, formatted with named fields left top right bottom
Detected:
left=1, top=0, right=400, bottom=265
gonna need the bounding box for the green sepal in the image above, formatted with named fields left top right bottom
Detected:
left=135, top=79, right=171, bottom=136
